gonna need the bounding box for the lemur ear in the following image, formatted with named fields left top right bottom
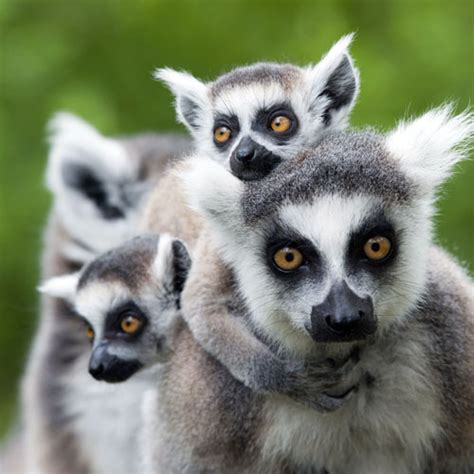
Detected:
left=38, top=272, right=80, bottom=303
left=153, top=234, right=192, bottom=296
left=154, top=68, right=209, bottom=135
left=305, top=33, right=359, bottom=129
left=386, top=105, right=473, bottom=194
left=178, top=156, right=244, bottom=231
left=46, top=112, right=136, bottom=221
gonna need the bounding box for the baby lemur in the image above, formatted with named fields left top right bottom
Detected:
left=156, top=34, right=359, bottom=181
left=143, top=106, right=473, bottom=473
left=41, top=234, right=190, bottom=383
left=39, top=234, right=190, bottom=473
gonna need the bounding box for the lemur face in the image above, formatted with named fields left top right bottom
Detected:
left=156, top=34, right=359, bottom=181
left=183, top=106, right=473, bottom=354
left=40, top=234, right=191, bottom=382
left=46, top=113, right=189, bottom=262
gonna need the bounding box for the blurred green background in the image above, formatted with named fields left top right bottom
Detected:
left=0, top=0, right=472, bottom=438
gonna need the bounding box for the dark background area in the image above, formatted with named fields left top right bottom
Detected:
left=0, top=0, right=472, bottom=437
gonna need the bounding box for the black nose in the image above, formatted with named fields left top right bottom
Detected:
left=229, top=136, right=282, bottom=181
left=88, top=343, right=143, bottom=383
left=309, top=281, right=377, bottom=343
left=89, top=359, right=105, bottom=378
left=235, top=141, right=256, bottom=163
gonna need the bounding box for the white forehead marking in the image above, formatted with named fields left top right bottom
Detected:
left=75, top=280, right=131, bottom=334
left=213, top=82, right=290, bottom=118
left=279, top=195, right=377, bottom=277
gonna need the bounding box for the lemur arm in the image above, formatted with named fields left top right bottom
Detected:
left=182, top=239, right=358, bottom=412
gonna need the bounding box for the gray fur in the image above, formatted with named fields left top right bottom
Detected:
left=143, top=164, right=356, bottom=411
left=19, top=120, right=190, bottom=473
left=142, top=121, right=473, bottom=472
left=210, top=62, right=301, bottom=96
left=156, top=35, right=360, bottom=179
left=78, top=234, right=159, bottom=290
left=243, top=130, right=413, bottom=224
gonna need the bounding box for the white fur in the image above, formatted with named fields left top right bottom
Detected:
left=156, top=34, right=359, bottom=170
left=152, top=233, right=174, bottom=283
left=263, top=324, right=441, bottom=473
left=304, top=33, right=360, bottom=130
left=46, top=112, right=142, bottom=255
left=38, top=272, right=80, bottom=303
left=63, top=350, right=154, bottom=474
left=179, top=156, right=243, bottom=227
left=154, top=68, right=210, bottom=135
left=387, top=104, right=474, bottom=193
left=75, top=280, right=131, bottom=338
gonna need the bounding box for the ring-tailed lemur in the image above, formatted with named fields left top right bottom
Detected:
left=155, top=34, right=359, bottom=181
left=38, top=234, right=190, bottom=473
left=142, top=157, right=359, bottom=413
left=40, top=234, right=190, bottom=384
left=145, top=105, right=473, bottom=473
left=20, top=114, right=190, bottom=473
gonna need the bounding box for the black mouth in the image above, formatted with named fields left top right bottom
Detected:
left=323, top=384, right=358, bottom=400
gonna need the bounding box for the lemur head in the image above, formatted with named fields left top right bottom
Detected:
left=183, top=105, right=473, bottom=355
left=40, top=234, right=191, bottom=382
left=46, top=112, right=189, bottom=261
left=156, top=34, right=359, bottom=181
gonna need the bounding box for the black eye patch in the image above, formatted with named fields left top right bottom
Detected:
left=252, top=103, right=298, bottom=143
left=265, top=223, right=320, bottom=278
left=347, top=214, right=397, bottom=269
left=213, top=114, right=240, bottom=149
left=104, top=301, right=148, bottom=340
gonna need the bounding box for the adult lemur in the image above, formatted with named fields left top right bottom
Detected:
left=19, top=114, right=190, bottom=473
left=143, top=106, right=473, bottom=473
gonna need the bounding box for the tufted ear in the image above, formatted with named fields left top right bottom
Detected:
left=154, top=68, right=210, bottom=136
left=152, top=234, right=192, bottom=299
left=305, top=33, right=360, bottom=130
left=178, top=156, right=244, bottom=232
left=386, top=104, right=473, bottom=195
left=46, top=112, right=135, bottom=221
left=38, top=272, right=80, bottom=303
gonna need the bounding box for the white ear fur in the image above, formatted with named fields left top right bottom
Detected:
left=154, top=68, right=209, bottom=133
left=386, top=104, right=473, bottom=192
left=38, top=272, right=80, bottom=302
left=45, top=112, right=132, bottom=196
left=152, top=233, right=174, bottom=283
left=305, top=33, right=360, bottom=128
left=178, top=156, right=244, bottom=225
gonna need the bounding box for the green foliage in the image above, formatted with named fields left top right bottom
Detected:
left=0, top=0, right=472, bottom=437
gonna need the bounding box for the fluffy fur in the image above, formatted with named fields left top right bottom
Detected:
left=143, top=106, right=474, bottom=472
left=155, top=34, right=359, bottom=178
left=18, top=114, right=190, bottom=473
left=143, top=161, right=357, bottom=411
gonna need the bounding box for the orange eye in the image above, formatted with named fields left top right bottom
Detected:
left=363, top=236, right=392, bottom=261
left=270, top=115, right=292, bottom=133
left=120, top=315, right=142, bottom=335
left=214, top=126, right=231, bottom=144
left=86, top=326, right=94, bottom=341
left=273, top=247, right=304, bottom=271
